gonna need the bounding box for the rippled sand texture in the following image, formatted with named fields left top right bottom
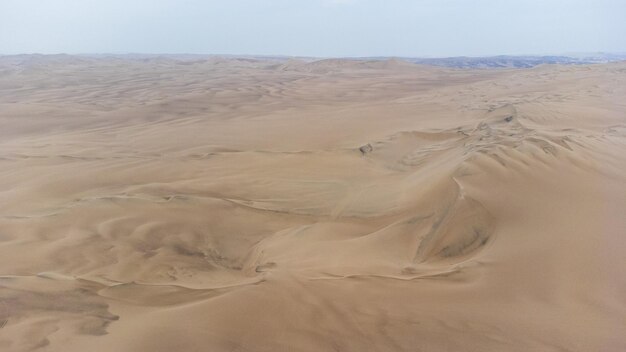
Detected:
left=1, top=56, right=625, bottom=351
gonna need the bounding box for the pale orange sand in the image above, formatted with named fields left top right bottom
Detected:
left=0, top=56, right=625, bottom=351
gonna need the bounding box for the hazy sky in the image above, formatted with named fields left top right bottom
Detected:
left=1, top=0, right=624, bottom=57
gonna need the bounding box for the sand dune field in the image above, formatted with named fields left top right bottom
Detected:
left=0, top=56, right=625, bottom=351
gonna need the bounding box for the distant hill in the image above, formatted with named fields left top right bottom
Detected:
left=406, top=53, right=626, bottom=68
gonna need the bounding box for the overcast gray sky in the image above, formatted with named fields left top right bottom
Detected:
left=1, top=0, right=624, bottom=57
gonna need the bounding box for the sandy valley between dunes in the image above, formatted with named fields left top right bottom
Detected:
left=0, top=56, right=625, bottom=351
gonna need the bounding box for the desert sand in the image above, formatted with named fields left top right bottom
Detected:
left=0, top=55, right=625, bottom=351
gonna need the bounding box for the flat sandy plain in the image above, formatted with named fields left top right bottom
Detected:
left=0, top=55, right=625, bottom=351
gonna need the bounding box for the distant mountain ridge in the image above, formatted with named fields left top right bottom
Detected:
left=1, top=53, right=625, bottom=69
left=406, top=54, right=626, bottom=68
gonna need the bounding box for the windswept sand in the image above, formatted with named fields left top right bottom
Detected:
left=0, top=56, right=625, bottom=351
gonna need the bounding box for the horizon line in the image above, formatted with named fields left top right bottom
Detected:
left=2, top=51, right=626, bottom=60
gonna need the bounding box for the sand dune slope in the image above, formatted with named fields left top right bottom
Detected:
left=0, top=56, right=625, bottom=351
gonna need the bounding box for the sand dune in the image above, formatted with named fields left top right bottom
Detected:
left=0, top=56, right=625, bottom=351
